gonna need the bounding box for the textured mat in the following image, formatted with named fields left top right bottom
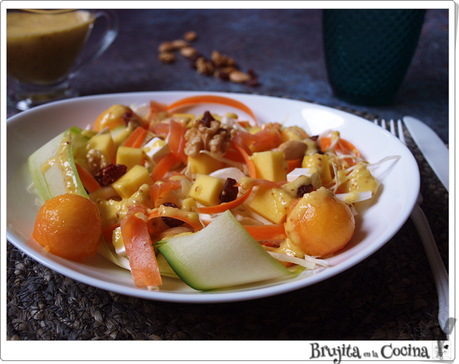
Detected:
left=7, top=101, right=448, bottom=340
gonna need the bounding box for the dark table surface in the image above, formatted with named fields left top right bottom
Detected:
left=7, top=8, right=450, bottom=345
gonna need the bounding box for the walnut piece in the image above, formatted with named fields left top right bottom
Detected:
left=184, top=113, right=232, bottom=158
left=86, top=149, right=109, bottom=174
left=211, top=50, right=236, bottom=68
left=195, top=57, right=215, bottom=75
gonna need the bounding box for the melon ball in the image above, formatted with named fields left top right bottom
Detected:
left=32, top=194, right=102, bottom=261
left=284, top=187, right=355, bottom=257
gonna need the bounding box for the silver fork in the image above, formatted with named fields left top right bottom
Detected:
left=374, top=118, right=449, bottom=335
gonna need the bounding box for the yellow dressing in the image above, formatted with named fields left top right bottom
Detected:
left=56, top=132, right=80, bottom=194
left=7, top=10, right=95, bottom=84
left=339, top=162, right=379, bottom=195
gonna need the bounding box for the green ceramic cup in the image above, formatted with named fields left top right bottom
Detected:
left=323, top=9, right=426, bottom=106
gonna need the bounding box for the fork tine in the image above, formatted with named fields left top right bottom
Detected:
left=397, top=119, right=407, bottom=145
left=389, top=119, right=396, bottom=135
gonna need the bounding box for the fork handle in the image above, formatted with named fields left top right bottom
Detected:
left=410, top=204, right=449, bottom=334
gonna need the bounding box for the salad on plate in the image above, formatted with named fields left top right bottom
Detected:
left=27, top=94, right=394, bottom=291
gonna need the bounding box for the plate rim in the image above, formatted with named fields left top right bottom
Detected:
left=6, top=90, right=420, bottom=303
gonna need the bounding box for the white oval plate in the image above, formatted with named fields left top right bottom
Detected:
left=6, top=91, right=420, bottom=303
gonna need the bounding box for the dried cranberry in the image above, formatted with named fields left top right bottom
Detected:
left=246, top=69, right=260, bottom=87
left=216, top=70, right=230, bottom=81
left=219, top=178, right=238, bottom=203
left=201, top=111, right=215, bottom=127
left=246, top=77, right=260, bottom=87
left=161, top=202, right=184, bottom=228
left=297, top=184, right=314, bottom=198
left=247, top=69, right=257, bottom=78
left=94, top=164, right=127, bottom=187
left=122, top=110, right=133, bottom=123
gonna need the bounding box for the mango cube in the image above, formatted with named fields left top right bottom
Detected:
left=116, top=146, right=143, bottom=171
left=188, top=153, right=225, bottom=175
left=112, top=165, right=153, bottom=199
left=280, top=126, right=309, bottom=143
left=248, top=186, right=295, bottom=224
left=188, top=174, right=225, bottom=206
left=251, top=151, right=288, bottom=182
left=302, top=153, right=332, bottom=185
left=282, top=174, right=322, bottom=198
left=87, top=133, right=116, bottom=163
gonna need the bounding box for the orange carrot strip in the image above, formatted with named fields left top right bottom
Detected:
left=238, top=120, right=252, bottom=128
left=320, top=136, right=360, bottom=159
left=167, top=95, right=258, bottom=126
left=148, top=100, right=168, bottom=122
left=148, top=207, right=204, bottom=232
left=121, top=213, right=162, bottom=287
left=320, top=136, right=332, bottom=152
left=102, top=222, right=120, bottom=244
left=233, top=130, right=256, bottom=150
left=149, top=122, right=169, bottom=137
left=195, top=187, right=254, bottom=214
left=75, top=163, right=101, bottom=193
left=232, top=142, right=257, bottom=178
left=250, top=127, right=282, bottom=152
left=223, top=148, right=246, bottom=163
left=243, top=224, right=286, bottom=241
left=168, top=120, right=188, bottom=164
left=338, top=139, right=361, bottom=158
left=151, top=153, right=180, bottom=181
left=123, top=126, right=148, bottom=148
left=150, top=180, right=182, bottom=206
left=287, top=158, right=302, bottom=173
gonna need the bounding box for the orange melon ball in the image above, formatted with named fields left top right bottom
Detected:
left=284, top=187, right=355, bottom=257
left=32, top=194, right=102, bottom=261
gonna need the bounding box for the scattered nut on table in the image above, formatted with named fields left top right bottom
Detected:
left=158, top=41, right=175, bottom=53
left=196, top=57, right=215, bottom=75
left=171, top=39, right=189, bottom=49
left=229, top=70, right=251, bottom=83
left=158, top=52, right=176, bottom=63
left=184, top=31, right=197, bottom=41
left=180, top=46, right=198, bottom=58
left=158, top=32, right=259, bottom=86
left=211, top=50, right=236, bottom=68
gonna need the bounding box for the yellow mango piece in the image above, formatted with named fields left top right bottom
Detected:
left=188, top=174, right=225, bottom=206
left=97, top=199, right=123, bottom=229
left=302, top=153, right=332, bottom=185
left=116, top=146, right=143, bottom=171
left=280, top=126, right=309, bottom=143
left=111, top=124, right=134, bottom=147
left=248, top=126, right=262, bottom=135
left=282, top=174, right=322, bottom=198
left=338, top=162, right=379, bottom=195
left=112, top=165, right=154, bottom=199
left=248, top=186, right=295, bottom=224
left=188, top=153, right=225, bottom=175
left=87, top=133, right=116, bottom=163
left=251, top=151, right=288, bottom=182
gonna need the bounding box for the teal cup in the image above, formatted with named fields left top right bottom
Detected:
left=323, top=9, right=426, bottom=106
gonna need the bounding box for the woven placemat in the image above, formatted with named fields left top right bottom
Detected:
left=7, top=101, right=448, bottom=340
